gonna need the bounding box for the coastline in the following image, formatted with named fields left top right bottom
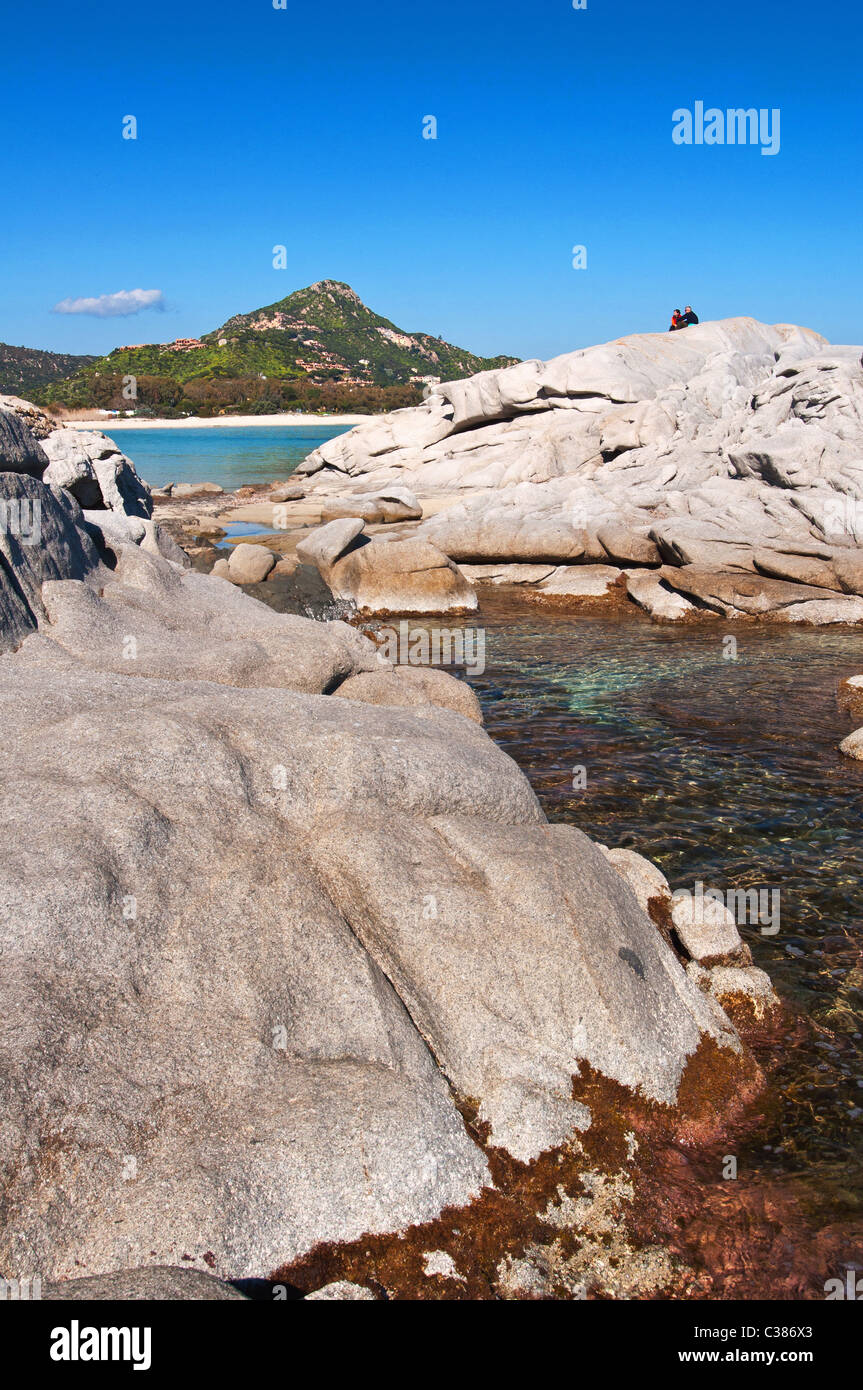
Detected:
left=63, top=411, right=377, bottom=431
left=2, top=386, right=862, bottom=1304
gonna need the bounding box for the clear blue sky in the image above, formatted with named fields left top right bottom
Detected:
left=2, top=0, right=860, bottom=361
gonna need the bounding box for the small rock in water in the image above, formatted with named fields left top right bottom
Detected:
left=671, top=893, right=742, bottom=962
left=226, top=542, right=277, bottom=585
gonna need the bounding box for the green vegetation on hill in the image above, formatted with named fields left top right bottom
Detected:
left=0, top=343, right=97, bottom=396
left=31, top=280, right=518, bottom=417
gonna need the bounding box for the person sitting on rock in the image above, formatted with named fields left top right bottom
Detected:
left=679, top=305, right=699, bottom=326
left=669, top=309, right=683, bottom=331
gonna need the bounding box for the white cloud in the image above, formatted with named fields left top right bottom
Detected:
left=52, top=288, right=166, bottom=318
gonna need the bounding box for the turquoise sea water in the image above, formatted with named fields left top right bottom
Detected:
left=389, top=596, right=863, bottom=1185
left=110, top=423, right=354, bottom=489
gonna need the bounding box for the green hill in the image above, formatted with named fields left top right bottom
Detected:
left=0, top=343, right=97, bottom=396
left=32, top=281, right=518, bottom=417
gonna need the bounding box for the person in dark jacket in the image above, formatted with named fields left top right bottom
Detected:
left=679, top=305, right=699, bottom=326
left=669, top=309, right=683, bottom=331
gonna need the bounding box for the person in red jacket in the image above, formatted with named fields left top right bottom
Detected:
left=669, top=309, right=683, bottom=331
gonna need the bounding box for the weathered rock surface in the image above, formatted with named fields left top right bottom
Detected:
left=269, top=482, right=305, bottom=503
left=311, top=816, right=738, bottom=1161
left=320, top=490, right=422, bottom=524
left=779, top=595, right=863, bottom=624
left=0, top=403, right=49, bottom=477
left=42, top=429, right=152, bottom=518
left=37, top=547, right=379, bottom=693
left=833, top=552, right=863, bottom=596
left=227, top=542, right=277, bottom=585
left=172, top=481, right=224, bottom=499
left=333, top=664, right=483, bottom=723
left=624, top=569, right=696, bottom=622
left=752, top=548, right=840, bottom=591
left=839, top=726, right=863, bottom=760
left=305, top=1280, right=377, bottom=1300
left=526, top=563, right=623, bottom=601
left=0, top=394, right=57, bottom=441
left=660, top=566, right=863, bottom=622
left=460, top=562, right=557, bottom=585
left=601, top=846, right=672, bottom=918
left=0, top=652, right=495, bottom=1281
left=604, top=850, right=778, bottom=1018
left=140, top=518, right=192, bottom=568
left=294, top=320, right=863, bottom=623
left=326, top=538, right=478, bottom=614
left=82, top=508, right=147, bottom=549
left=296, top=517, right=365, bottom=570
left=420, top=494, right=594, bottom=564
left=43, top=1267, right=248, bottom=1301
left=688, top=963, right=780, bottom=1024
left=0, top=397, right=153, bottom=525
left=0, top=473, right=105, bottom=653
left=0, top=478, right=756, bottom=1284
left=671, top=893, right=742, bottom=964
left=596, top=525, right=661, bottom=567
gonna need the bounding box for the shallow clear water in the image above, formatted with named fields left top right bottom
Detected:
left=217, top=522, right=283, bottom=548
left=395, top=595, right=863, bottom=1189
left=113, top=423, right=353, bottom=489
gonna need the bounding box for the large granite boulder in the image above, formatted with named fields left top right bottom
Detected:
left=659, top=566, right=863, bottom=622
left=0, top=405, right=49, bottom=478
left=0, top=396, right=153, bottom=521
left=37, top=552, right=380, bottom=693
left=422, top=491, right=596, bottom=563
left=0, top=394, right=57, bottom=441
left=526, top=563, right=623, bottom=602
left=227, top=542, right=277, bottom=585
left=0, top=474, right=105, bottom=653
left=0, top=495, right=755, bottom=1286
left=296, top=517, right=365, bottom=569
left=292, top=320, right=863, bottom=622
left=326, top=538, right=478, bottom=614
left=41, top=428, right=152, bottom=518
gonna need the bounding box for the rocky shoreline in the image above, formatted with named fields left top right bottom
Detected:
left=0, top=388, right=798, bottom=1300
left=222, top=317, right=863, bottom=626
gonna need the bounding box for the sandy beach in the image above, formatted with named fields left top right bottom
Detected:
left=63, top=412, right=375, bottom=431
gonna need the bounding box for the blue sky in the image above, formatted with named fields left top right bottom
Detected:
left=2, top=0, right=860, bottom=361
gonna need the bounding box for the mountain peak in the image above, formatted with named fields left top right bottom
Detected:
left=307, top=279, right=362, bottom=301
left=203, top=281, right=518, bottom=389
left=25, top=282, right=518, bottom=416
